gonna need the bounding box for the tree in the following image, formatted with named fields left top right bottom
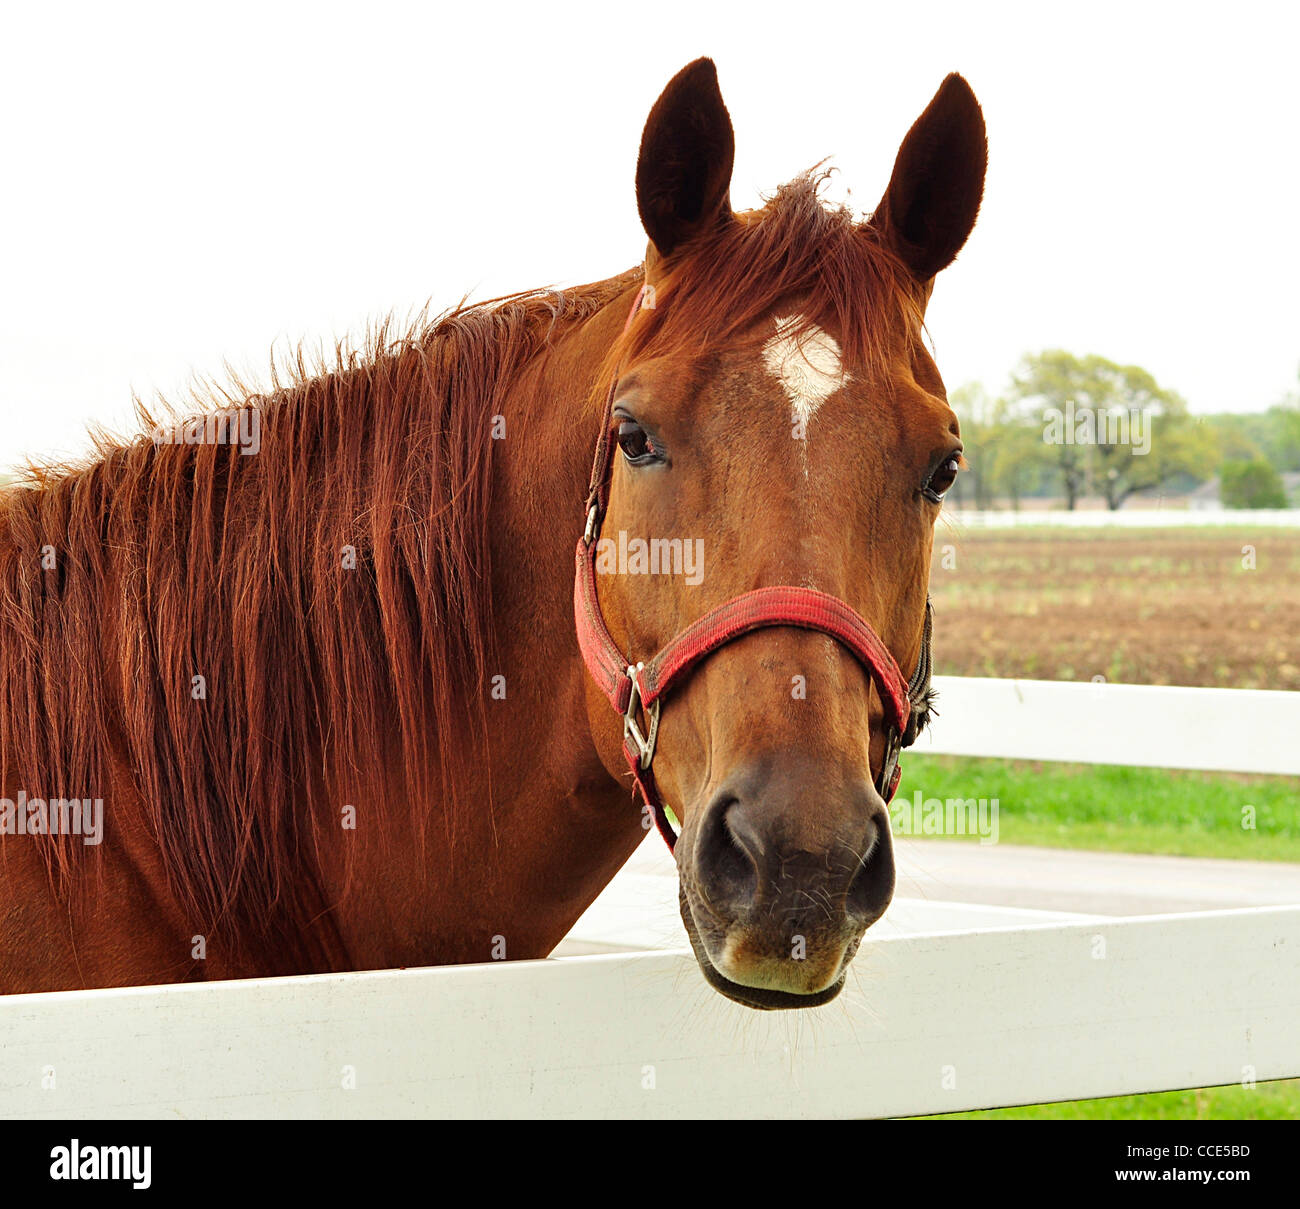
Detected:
left=947, top=383, right=998, bottom=509
left=1010, top=350, right=1211, bottom=509
left=1220, top=458, right=1288, bottom=509
left=1095, top=396, right=1216, bottom=511
left=1258, top=364, right=1300, bottom=473
left=1270, top=368, right=1300, bottom=472
left=949, top=383, right=1055, bottom=510
left=987, top=398, right=1051, bottom=509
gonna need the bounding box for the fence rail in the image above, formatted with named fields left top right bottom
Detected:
left=4, top=676, right=1298, bottom=1119
left=921, top=676, right=1300, bottom=775
left=3, top=906, right=1298, bottom=1119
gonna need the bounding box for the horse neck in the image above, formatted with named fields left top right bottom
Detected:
left=320, top=281, right=649, bottom=970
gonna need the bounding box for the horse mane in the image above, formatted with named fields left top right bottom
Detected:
left=600, top=168, right=926, bottom=392
left=0, top=273, right=632, bottom=955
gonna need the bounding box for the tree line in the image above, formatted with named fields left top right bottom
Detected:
left=950, top=351, right=1300, bottom=510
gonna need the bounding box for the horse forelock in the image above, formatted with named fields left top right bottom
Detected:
left=595, top=168, right=927, bottom=407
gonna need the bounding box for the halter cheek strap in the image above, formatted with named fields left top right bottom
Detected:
left=573, top=284, right=934, bottom=850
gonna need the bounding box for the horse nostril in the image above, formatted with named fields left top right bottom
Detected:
left=845, top=815, right=896, bottom=928
left=698, top=795, right=758, bottom=910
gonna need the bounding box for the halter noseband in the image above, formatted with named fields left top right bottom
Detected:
left=573, top=284, right=934, bottom=850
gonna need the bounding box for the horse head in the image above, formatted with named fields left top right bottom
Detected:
left=580, top=59, right=985, bottom=1009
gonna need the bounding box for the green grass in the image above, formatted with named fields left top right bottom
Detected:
left=914, top=1079, right=1300, bottom=1119
left=897, top=754, right=1300, bottom=862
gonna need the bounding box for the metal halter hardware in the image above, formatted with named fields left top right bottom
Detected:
left=623, top=663, right=661, bottom=769
left=573, top=283, right=935, bottom=850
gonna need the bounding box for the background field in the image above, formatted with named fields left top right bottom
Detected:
left=927, top=526, right=1300, bottom=690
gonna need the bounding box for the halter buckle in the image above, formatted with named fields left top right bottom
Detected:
left=623, top=663, right=661, bottom=770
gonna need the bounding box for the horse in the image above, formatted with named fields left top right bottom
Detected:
left=0, top=58, right=985, bottom=1009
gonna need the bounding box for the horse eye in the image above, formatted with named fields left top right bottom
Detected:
left=923, top=455, right=960, bottom=502
left=617, top=421, right=660, bottom=465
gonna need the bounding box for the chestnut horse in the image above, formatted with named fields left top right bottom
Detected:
left=0, top=59, right=985, bottom=1008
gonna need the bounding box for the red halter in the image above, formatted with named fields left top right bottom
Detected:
left=573, top=285, right=933, bottom=850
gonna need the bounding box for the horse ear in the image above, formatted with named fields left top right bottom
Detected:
left=636, top=58, right=735, bottom=258
left=871, top=73, right=987, bottom=282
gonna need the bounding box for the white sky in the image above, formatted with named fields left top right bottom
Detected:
left=2, top=1, right=1297, bottom=472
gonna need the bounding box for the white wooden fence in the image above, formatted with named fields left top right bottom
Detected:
left=921, top=676, right=1300, bottom=775
left=2, top=677, right=1298, bottom=1119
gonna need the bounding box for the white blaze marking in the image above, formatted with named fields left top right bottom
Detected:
left=761, top=316, right=846, bottom=425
